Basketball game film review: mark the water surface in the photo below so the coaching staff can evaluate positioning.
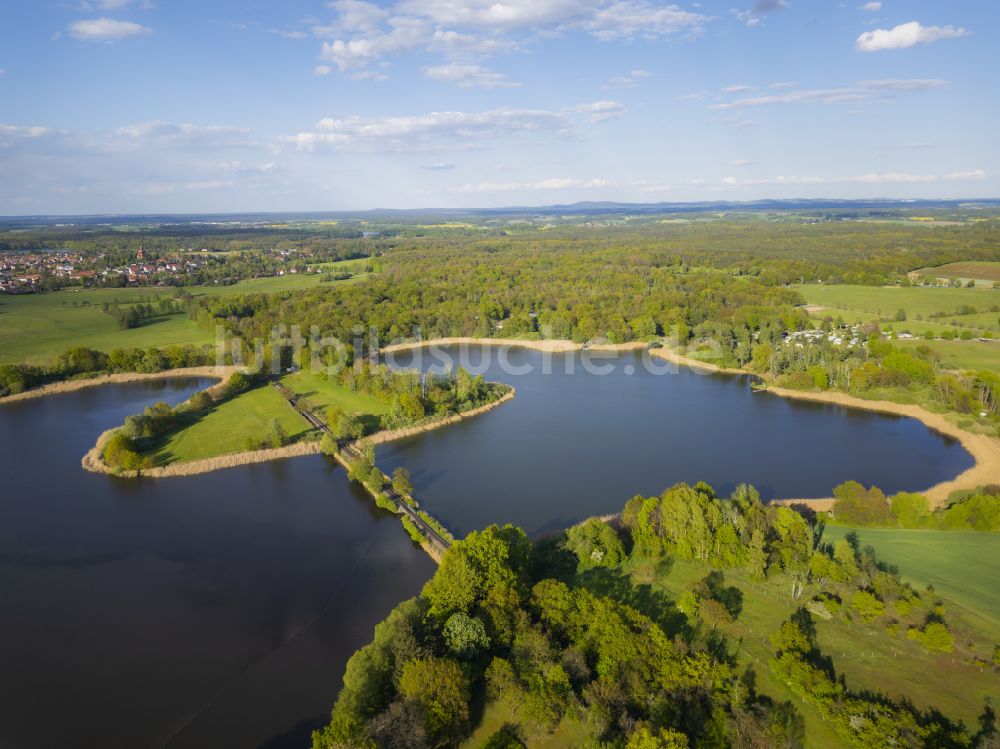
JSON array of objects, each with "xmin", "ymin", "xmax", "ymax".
[
  {"xmin": 379, "ymin": 346, "xmax": 973, "ymax": 535},
  {"xmin": 0, "ymin": 380, "xmax": 433, "ymax": 749}
]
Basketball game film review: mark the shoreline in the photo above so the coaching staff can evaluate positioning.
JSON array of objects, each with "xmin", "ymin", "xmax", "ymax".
[
  {"xmin": 21, "ymin": 336, "xmax": 997, "ymax": 510},
  {"xmin": 0, "ymin": 366, "xmax": 236, "ymax": 405},
  {"xmin": 81, "ymin": 383, "xmax": 516, "ymax": 479},
  {"xmin": 379, "ymin": 336, "xmax": 1000, "ymax": 510}
]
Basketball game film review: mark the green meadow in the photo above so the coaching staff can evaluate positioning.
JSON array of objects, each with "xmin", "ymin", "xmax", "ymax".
[
  {"xmin": 151, "ymin": 383, "xmax": 314, "ymax": 464},
  {"xmin": 822, "ymin": 525, "xmax": 1000, "ymax": 631},
  {"xmin": 0, "ymin": 266, "xmax": 369, "ymax": 364}
]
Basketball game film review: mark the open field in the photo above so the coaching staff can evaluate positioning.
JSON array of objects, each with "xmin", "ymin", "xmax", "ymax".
[
  {"xmin": 152, "ymin": 384, "xmax": 314, "ymax": 463},
  {"xmin": 620, "ymin": 556, "xmax": 1000, "ymax": 741},
  {"xmin": 795, "ymin": 283, "xmax": 1000, "ymax": 319},
  {"xmin": 280, "ymin": 369, "xmax": 389, "ymax": 421},
  {"xmin": 0, "ymin": 268, "xmax": 369, "ymax": 364},
  {"xmin": 898, "ymin": 337, "xmax": 1000, "ymax": 372},
  {"xmin": 912, "ymin": 261, "xmax": 1000, "ymax": 286},
  {"xmin": 822, "ymin": 525, "xmax": 1000, "ymax": 631}
]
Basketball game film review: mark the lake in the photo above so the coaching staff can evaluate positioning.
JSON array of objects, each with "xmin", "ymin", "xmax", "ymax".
[
  {"xmin": 378, "ymin": 345, "xmax": 973, "ymax": 536},
  {"xmin": 0, "ymin": 348, "xmax": 974, "ymax": 748},
  {"xmin": 0, "ymin": 380, "xmax": 433, "ymax": 749}
]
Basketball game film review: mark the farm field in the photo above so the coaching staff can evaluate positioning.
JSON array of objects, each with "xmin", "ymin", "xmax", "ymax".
[
  {"xmin": 898, "ymin": 338, "xmax": 1000, "ymax": 372},
  {"xmin": 912, "ymin": 261, "xmax": 1000, "ymax": 286},
  {"xmin": 151, "ymin": 383, "xmax": 314, "ymax": 463},
  {"xmin": 0, "ymin": 267, "xmax": 369, "ymax": 364},
  {"xmin": 795, "ymin": 283, "xmax": 1000, "ymax": 319},
  {"xmin": 822, "ymin": 525, "xmax": 1000, "ymax": 631}
]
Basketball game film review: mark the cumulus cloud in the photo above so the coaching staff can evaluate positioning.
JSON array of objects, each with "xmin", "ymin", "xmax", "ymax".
[
  {"xmin": 861, "ymin": 1, "xmax": 881, "ymax": 11},
  {"xmin": 856, "ymin": 21, "xmax": 967, "ymax": 52},
  {"xmin": 450, "ymin": 177, "xmax": 614, "ymax": 193},
  {"xmin": 314, "ymin": 0, "xmax": 707, "ymax": 78},
  {"xmin": 423, "ymin": 63, "xmax": 521, "ymax": 88},
  {"xmin": 69, "ymin": 17, "xmax": 152, "ymax": 41},
  {"xmin": 281, "ymin": 101, "xmax": 624, "ymax": 152},
  {"xmin": 710, "ymin": 78, "xmax": 949, "ymax": 109}
]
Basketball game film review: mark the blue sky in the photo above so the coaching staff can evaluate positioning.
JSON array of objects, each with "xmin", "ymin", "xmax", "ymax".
[{"xmin": 0, "ymin": 0, "xmax": 996, "ymax": 213}]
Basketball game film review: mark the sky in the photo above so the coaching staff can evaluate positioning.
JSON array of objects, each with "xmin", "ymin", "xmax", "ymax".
[{"xmin": 0, "ymin": 0, "xmax": 996, "ymax": 214}]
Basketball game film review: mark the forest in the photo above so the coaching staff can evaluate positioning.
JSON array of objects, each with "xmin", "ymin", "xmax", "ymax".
[{"xmin": 312, "ymin": 482, "xmax": 999, "ymax": 749}]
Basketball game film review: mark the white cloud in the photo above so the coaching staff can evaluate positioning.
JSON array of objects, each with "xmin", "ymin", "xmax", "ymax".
[
  {"xmin": 113, "ymin": 121, "xmax": 252, "ymax": 147},
  {"xmin": 856, "ymin": 21, "xmax": 967, "ymax": 52},
  {"xmin": 421, "ymin": 162, "xmax": 456, "ymax": 170},
  {"xmin": 571, "ymin": 100, "xmax": 627, "ymax": 122},
  {"xmin": 69, "ymin": 17, "xmax": 152, "ymax": 41},
  {"xmin": 861, "ymin": 1, "xmax": 881, "ymax": 11},
  {"xmin": 585, "ymin": 2, "xmax": 707, "ymax": 41},
  {"xmin": 315, "ymin": 64, "xmax": 333, "ymax": 75},
  {"xmin": 281, "ymin": 101, "xmax": 622, "ymax": 151},
  {"xmin": 315, "ymin": 1, "xmax": 708, "ymax": 78},
  {"xmin": 711, "ymin": 78, "xmax": 949, "ymax": 109},
  {"xmin": 731, "ymin": 0, "xmax": 784, "ymax": 28},
  {"xmin": 860, "ymin": 78, "xmax": 949, "ymax": 91},
  {"xmin": 451, "ymin": 177, "xmax": 614, "ymax": 193},
  {"xmin": 0, "ymin": 124, "xmax": 52, "ymax": 139},
  {"xmin": 722, "ymin": 84, "xmax": 751, "ymax": 93},
  {"xmin": 725, "ymin": 169, "xmax": 985, "ymax": 186},
  {"xmin": 423, "ymin": 63, "xmax": 521, "ymax": 88},
  {"xmin": 80, "ymin": 0, "xmax": 156, "ymax": 9},
  {"xmin": 325, "ymin": 0, "xmax": 389, "ymax": 31},
  {"xmin": 607, "ymin": 69, "xmax": 652, "ymax": 88},
  {"xmin": 319, "ymin": 16, "xmax": 428, "ymax": 71},
  {"xmin": 731, "ymin": 159, "xmax": 753, "ymax": 166}
]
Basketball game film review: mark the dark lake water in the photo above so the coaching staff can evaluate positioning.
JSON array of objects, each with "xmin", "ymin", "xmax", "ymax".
[
  {"xmin": 379, "ymin": 345, "xmax": 974, "ymax": 536},
  {"xmin": 0, "ymin": 348, "xmax": 974, "ymax": 749},
  {"xmin": 0, "ymin": 380, "xmax": 433, "ymax": 749}
]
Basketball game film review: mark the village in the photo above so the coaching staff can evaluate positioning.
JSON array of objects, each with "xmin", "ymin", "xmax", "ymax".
[{"xmin": 0, "ymin": 246, "xmax": 322, "ymax": 294}]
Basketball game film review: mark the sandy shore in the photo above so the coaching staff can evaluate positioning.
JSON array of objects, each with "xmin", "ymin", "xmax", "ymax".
[
  {"xmin": 82, "ymin": 428, "xmax": 323, "ymax": 478},
  {"xmin": 379, "ymin": 336, "xmax": 649, "ymax": 355},
  {"xmin": 763, "ymin": 386, "xmax": 1000, "ymax": 510},
  {"xmin": 0, "ymin": 366, "xmax": 237, "ymax": 405}
]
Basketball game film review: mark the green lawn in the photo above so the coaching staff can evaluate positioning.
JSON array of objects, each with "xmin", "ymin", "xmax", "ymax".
[
  {"xmin": 899, "ymin": 338, "xmax": 1000, "ymax": 372},
  {"xmin": 795, "ymin": 283, "xmax": 1000, "ymax": 319},
  {"xmin": 280, "ymin": 369, "xmax": 390, "ymax": 420},
  {"xmin": 0, "ymin": 269, "xmax": 370, "ymax": 364},
  {"xmin": 822, "ymin": 525, "xmax": 1000, "ymax": 631},
  {"xmin": 152, "ymin": 384, "xmax": 314, "ymax": 463},
  {"xmin": 0, "ymin": 289, "xmax": 213, "ymax": 364}
]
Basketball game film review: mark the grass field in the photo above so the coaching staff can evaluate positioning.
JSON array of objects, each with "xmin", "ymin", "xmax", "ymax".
[
  {"xmin": 0, "ymin": 267, "xmax": 369, "ymax": 364},
  {"xmin": 795, "ymin": 283, "xmax": 1000, "ymax": 319},
  {"xmin": 148, "ymin": 372, "xmax": 387, "ymax": 464},
  {"xmin": 822, "ymin": 525, "xmax": 1000, "ymax": 631},
  {"xmin": 281, "ymin": 369, "xmax": 390, "ymax": 420},
  {"xmin": 619, "ymin": 555, "xmax": 999, "ymax": 742},
  {"xmin": 795, "ymin": 283, "xmax": 1000, "ymax": 373},
  {"xmin": 912, "ymin": 261, "xmax": 1000, "ymax": 286},
  {"xmin": 898, "ymin": 338, "xmax": 1000, "ymax": 372},
  {"xmin": 152, "ymin": 384, "xmax": 314, "ymax": 463}
]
